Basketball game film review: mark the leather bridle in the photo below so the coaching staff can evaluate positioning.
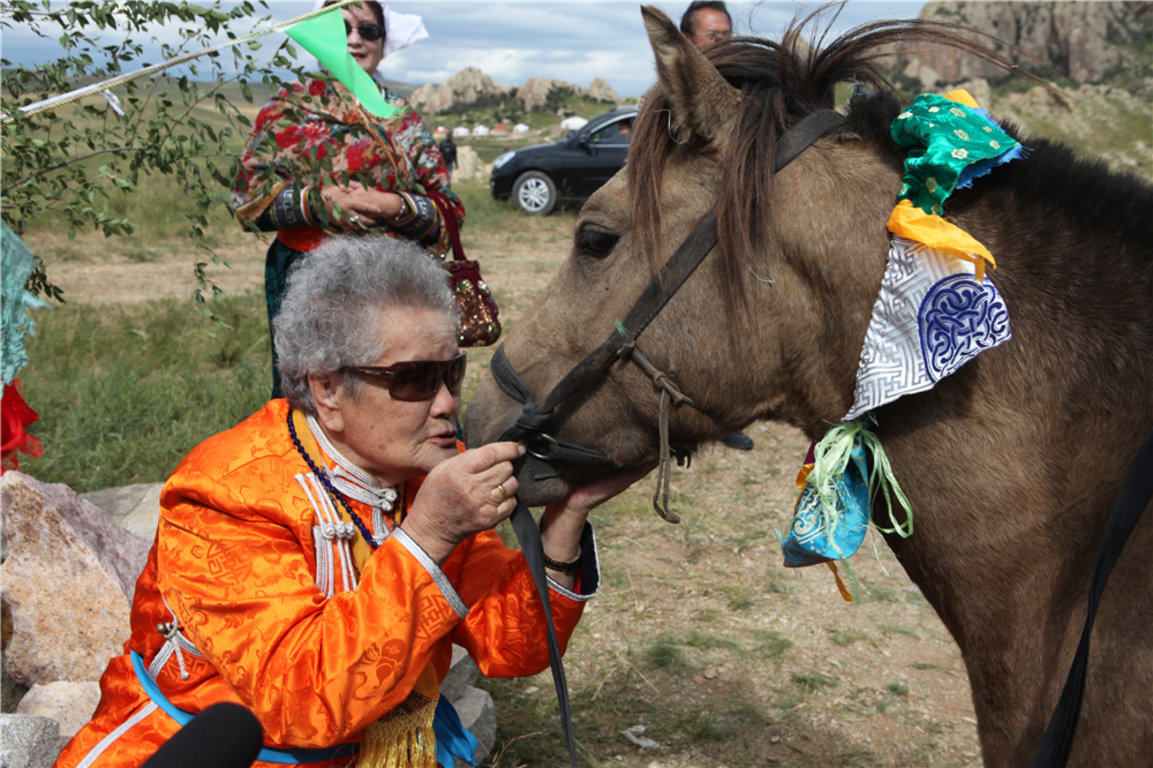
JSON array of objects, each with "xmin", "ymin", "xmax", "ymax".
[
  {"xmin": 486, "ymin": 107, "xmax": 846, "ymax": 768},
  {"xmin": 489, "ymin": 109, "xmax": 847, "ymax": 496}
]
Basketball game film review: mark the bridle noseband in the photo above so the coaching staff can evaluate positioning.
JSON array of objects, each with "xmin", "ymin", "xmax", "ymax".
[{"xmin": 489, "ymin": 109, "xmax": 846, "ymax": 508}]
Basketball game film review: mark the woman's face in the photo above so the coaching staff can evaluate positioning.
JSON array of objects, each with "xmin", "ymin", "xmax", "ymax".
[
  {"xmin": 342, "ymin": 3, "xmax": 385, "ymax": 76},
  {"xmin": 312, "ymin": 305, "xmax": 461, "ymax": 487}
]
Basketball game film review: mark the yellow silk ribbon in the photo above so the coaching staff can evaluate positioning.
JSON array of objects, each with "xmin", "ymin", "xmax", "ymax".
[{"xmin": 886, "ymin": 199, "xmax": 995, "ymax": 281}]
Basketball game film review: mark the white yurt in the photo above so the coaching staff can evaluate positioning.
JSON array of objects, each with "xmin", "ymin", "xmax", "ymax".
[
  {"xmin": 513, "ymin": 123, "xmax": 530, "ymax": 134},
  {"xmin": 472, "ymin": 125, "xmax": 490, "ymax": 136},
  {"xmin": 452, "ymin": 126, "xmax": 470, "ymax": 138}
]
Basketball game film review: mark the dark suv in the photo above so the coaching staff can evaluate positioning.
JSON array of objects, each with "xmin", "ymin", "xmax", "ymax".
[{"xmin": 490, "ymin": 107, "xmax": 637, "ymax": 215}]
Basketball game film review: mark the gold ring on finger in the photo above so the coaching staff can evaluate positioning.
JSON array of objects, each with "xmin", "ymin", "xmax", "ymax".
[{"xmin": 497, "ymin": 483, "xmax": 509, "ymax": 502}]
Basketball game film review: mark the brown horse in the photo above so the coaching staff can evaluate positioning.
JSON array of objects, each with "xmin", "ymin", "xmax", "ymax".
[{"xmin": 466, "ymin": 6, "xmax": 1153, "ymax": 766}]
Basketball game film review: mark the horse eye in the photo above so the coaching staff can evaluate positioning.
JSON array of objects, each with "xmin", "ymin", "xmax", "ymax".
[{"xmin": 575, "ymin": 227, "xmax": 619, "ymax": 259}]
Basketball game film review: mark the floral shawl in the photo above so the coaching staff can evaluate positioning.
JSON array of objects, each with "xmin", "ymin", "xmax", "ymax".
[{"xmin": 232, "ymin": 77, "xmax": 463, "ymax": 255}]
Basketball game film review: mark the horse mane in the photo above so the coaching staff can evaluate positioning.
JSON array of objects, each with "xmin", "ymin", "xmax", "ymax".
[{"xmin": 627, "ymin": 6, "xmax": 1054, "ymax": 314}]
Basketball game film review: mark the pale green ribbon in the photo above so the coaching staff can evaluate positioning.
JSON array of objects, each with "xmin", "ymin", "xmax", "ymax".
[{"xmin": 808, "ymin": 421, "xmax": 914, "ymax": 541}]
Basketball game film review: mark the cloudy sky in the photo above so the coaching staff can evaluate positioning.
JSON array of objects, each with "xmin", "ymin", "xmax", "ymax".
[{"xmin": 3, "ymin": 1, "xmax": 927, "ymax": 99}]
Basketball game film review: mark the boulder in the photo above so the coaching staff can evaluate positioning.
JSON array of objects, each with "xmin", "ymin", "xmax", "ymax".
[
  {"xmin": 441, "ymin": 646, "xmax": 495, "ymax": 767},
  {"xmin": 0, "ymin": 472, "xmax": 147, "ymax": 686},
  {"xmin": 0, "ymin": 474, "xmax": 497, "ymax": 767},
  {"xmin": 517, "ymin": 76, "xmax": 556, "ymax": 112},
  {"xmin": 80, "ymin": 481, "xmax": 162, "ymax": 543},
  {"xmin": 452, "ymin": 684, "xmax": 496, "ymax": 768},
  {"xmin": 909, "ymin": 1, "xmax": 1151, "ymax": 85},
  {"xmin": 517, "ymin": 76, "xmax": 594, "ymax": 112},
  {"xmin": 16, "ymin": 681, "xmax": 101, "ymax": 741},
  {"xmin": 0, "ymin": 713, "xmax": 61, "ymax": 768},
  {"xmin": 452, "ymin": 146, "xmax": 486, "ymax": 183},
  {"xmin": 411, "ymin": 67, "xmax": 514, "ymax": 115},
  {"xmin": 588, "ymin": 77, "xmax": 619, "ymax": 104},
  {"xmin": 441, "ymin": 645, "xmax": 480, "ymax": 702}
]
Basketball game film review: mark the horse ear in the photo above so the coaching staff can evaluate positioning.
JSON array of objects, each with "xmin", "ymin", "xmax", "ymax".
[{"xmin": 641, "ymin": 5, "xmax": 740, "ymax": 151}]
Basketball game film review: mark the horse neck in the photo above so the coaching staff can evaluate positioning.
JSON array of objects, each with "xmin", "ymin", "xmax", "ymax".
[
  {"xmin": 748, "ymin": 143, "xmax": 899, "ymax": 437},
  {"xmin": 869, "ymin": 141, "xmax": 1153, "ymax": 676}
]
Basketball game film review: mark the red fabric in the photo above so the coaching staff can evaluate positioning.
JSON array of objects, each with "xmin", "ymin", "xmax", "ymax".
[
  {"xmin": 275, "ymin": 226, "xmax": 327, "ymax": 253},
  {"xmin": 1, "ymin": 379, "xmax": 42, "ymax": 473}
]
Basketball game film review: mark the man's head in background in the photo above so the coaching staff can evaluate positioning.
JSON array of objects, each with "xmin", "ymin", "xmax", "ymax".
[{"xmin": 679, "ymin": 1, "xmax": 732, "ymax": 49}]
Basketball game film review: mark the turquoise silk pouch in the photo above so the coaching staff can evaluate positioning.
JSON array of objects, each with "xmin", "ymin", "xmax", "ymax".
[{"xmin": 780, "ymin": 438, "xmax": 871, "ymax": 567}]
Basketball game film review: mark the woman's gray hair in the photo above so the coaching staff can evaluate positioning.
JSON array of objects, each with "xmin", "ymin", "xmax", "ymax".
[{"xmin": 274, "ymin": 235, "xmax": 459, "ymax": 412}]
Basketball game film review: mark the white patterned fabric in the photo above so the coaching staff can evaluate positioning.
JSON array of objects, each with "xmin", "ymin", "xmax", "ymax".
[{"xmin": 844, "ymin": 236, "xmax": 1011, "ymax": 422}]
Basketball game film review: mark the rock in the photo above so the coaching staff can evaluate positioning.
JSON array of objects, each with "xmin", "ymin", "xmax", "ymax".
[
  {"xmin": 0, "ymin": 472, "xmax": 147, "ymax": 686},
  {"xmin": 0, "ymin": 474, "xmax": 497, "ymax": 767},
  {"xmin": 588, "ymin": 77, "xmax": 618, "ymax": 104},
  {"xmin": 451, "ymin": 145, "xmax": 486, "ymax": 183},
  {"xmin": 0, "ymin": 713, "xmax": 61, "ymax": 768},
  {"xmin": 441, "ymin": 645, "xmax": 479, "ymax": 702},
  {"xmin": 2, "ymin": 663, "xmax": 29, "ymax": 713},
  {"xmin": 441, "ymin": 646, "xmax": 494, "ymax": 766},
  {"xmin": 411, "ymin": 66, "xmax": 514, "ymax": 115},
  {"xmin": 452, "ymin": 685, "xmax": 496, "ymax": 767},
  {"xmin": 80, "ymin": 482, "xmax": 162, "ymax": 543},
  {"xmin": 517, "ymin": 76, "xmax": 563, "ymax": 112},
  {"xmin": 412, "ymin": 67, "xmax": 618, "ymax": 116},
  {"xmin": 16, "ymin": 681, "xmax": 100, "ymax": 741}
]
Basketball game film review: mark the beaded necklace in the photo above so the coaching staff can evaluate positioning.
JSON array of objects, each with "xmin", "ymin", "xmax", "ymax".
[{"xmin": 287, "ymin": 410, "xmax": 391, "ymax": 551}]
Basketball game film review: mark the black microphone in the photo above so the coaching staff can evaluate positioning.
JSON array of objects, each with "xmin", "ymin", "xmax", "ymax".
[{"xmin": 141, "ymin": 702, "xmax": 264, "ymax": 768}]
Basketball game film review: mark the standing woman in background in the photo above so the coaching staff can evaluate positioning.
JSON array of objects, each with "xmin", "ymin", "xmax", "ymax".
[{"xmin": 233, "ymin": 0, "xmax": 462, "ymax": 398}]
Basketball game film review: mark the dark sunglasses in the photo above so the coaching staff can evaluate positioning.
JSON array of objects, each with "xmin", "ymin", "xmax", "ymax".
[
  {"xmin": 342, "ymin": 352, "xmax": 466, "ymax": 401},
  {"xmin": 344, "ymin": 20, "xmax": 385, "ymax": 42}
]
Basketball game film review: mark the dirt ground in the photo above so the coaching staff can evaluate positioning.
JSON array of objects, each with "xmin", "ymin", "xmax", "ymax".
[{"xmin": 31, "ymin": 209, "xmax": 981, "ymax": 767}]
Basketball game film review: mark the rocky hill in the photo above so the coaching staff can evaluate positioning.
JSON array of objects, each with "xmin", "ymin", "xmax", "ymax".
[
  {"xmin": 896, "ymin": 1, "xmax": 1152, "ymax": 178},
  {"xmin": 908, "ymin": 1, "xmax": 1153, "ymax": 85},
  {"xmin": 410, "ymin": 67, "xmax": 618, "ymax": 116}
]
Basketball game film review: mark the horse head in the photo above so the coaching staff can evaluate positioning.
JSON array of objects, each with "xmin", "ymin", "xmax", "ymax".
[{"xmin": 466, "ymin": 6, "xmax": 955, "ymax": 504}]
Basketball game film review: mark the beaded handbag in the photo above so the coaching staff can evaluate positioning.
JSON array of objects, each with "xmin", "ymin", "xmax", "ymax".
[{"xmin": 428, "ymin": 191, "xmax": 502, "ymax": 347}]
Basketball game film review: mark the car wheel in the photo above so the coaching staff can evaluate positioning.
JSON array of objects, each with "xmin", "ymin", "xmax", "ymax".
[{"xmin": 512, "ymin": 171, "xmax": 557, "ymax": 215}]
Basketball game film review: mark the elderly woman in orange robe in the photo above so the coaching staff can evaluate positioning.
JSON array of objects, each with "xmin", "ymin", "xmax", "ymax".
[{"xmin": 54, "ymin": 236, "xmax": 644, "ymax": 768}]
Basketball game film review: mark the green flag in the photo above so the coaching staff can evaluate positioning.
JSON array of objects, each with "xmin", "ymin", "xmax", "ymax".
[{"xmin": 285, "ymin": 6, "xmax": 400, "ymax": 119}]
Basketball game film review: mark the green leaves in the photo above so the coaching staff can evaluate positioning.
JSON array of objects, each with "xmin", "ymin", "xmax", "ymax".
[{"xmin": 1, "ymin": 0, "xmax": 309, "ymax": 301}]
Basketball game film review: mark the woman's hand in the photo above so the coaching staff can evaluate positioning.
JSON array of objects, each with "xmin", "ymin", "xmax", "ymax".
[
  {"xmin": 401, "ymin": 442, "xmax": 525, "ymax": 564},
  {"xmin": 538, "ymin": 465, "xmax": 654, "ymax": 588},
  {"xmin": 320, "ymin": 182, "xmax": 406, "ymax": 231}
]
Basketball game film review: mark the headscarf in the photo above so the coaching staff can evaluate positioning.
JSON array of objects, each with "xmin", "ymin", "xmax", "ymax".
[{"xmin": 313, "ymin": 0, "xmax": 428, "ymax": 62}]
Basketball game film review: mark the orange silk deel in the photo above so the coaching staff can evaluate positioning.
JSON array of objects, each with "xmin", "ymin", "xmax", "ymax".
[{"xmin": 54, "ymin": 399, "xmax": 587, "ymax": 768}]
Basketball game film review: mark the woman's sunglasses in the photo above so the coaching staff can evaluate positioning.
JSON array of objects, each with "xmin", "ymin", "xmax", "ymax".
[
  {"xmin": 342, "ymin": 352, "xmax": 466, "ymax": 402},
  {"xmin": 344, "ymin": 20, "xmax": 385, "ymax": 42}
]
